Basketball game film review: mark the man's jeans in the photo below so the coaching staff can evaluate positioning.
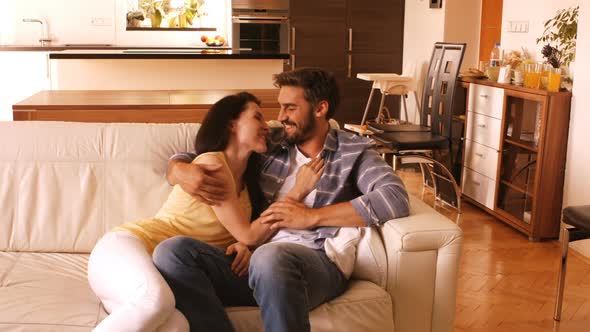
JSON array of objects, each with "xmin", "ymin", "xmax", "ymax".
[
  {"xmin": 153, "ymin": 237, "xmax": 348, "ymax": 332},
  {"xmin": 153, "ymin": 237, "xmax": 256, "ymax": 332},
  {"xmin": 249, "ymin": 242, "xmax": 348, "ymax": 332}
]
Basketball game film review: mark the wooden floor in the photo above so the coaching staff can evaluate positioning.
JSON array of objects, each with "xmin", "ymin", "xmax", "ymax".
[{"xmin": 398, "ymin": 169, "xmax": 590, "ymax": 332}]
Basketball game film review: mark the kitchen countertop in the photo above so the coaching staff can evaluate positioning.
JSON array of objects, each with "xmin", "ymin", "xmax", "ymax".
[
  {"xmin": 13, "ymin": 89, "xmax": 281, "ymax": 123},
  {"xmin": 13, "ymin": 89, "xmax": 280, "ymax": 109},
  {"xmin": 0, "ymin": 44, "xmax": 230, "ymax": 51},
  {"xmin": 49, "ymin": 49, "xmax": 289, "ymax": 60},
  {"xmin": 0, "ymin": 45, "xmax": 288, "ymax": 59}
]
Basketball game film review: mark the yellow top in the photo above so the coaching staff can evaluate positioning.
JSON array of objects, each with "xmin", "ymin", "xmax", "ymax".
[{"xmin": 113, "ymin": 152, "xmax": 251, "ymax": 254}]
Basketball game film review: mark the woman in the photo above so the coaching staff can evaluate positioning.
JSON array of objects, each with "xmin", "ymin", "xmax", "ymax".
[{"xmin": 87, "ymin": 92, "xmax": 324, "ymax": 332}]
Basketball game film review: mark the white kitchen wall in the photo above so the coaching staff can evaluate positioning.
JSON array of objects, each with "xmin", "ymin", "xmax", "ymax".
[
  {"xmin": 2, "ymin": 0, "xmax": 116, "ymax": 45},
  {"xmin": 0, "ymin": 0, "xmax": 230, "ymax": 46},
  {"xmin": 402, "ymin": 0, "xmax": 445, "ymax": 123},
  {"xmin": 563, "ymin": 0, "xmax": 589, "ymax": 208},
  {"xmin": 402, "ymin": 0, "xmax": 481, "ymax": 123},
  {"xmin": 500, "ymin": 0, "xmax": 579, "ymax": 60},
  {"xmin": 443, "ymin": 0, "xmax": 481, "ymax": 71}
]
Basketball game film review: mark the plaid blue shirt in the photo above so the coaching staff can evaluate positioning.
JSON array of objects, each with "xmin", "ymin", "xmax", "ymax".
[{"xmin": 171, "ymin": 128, "xmax": 410, "ymax": 249}]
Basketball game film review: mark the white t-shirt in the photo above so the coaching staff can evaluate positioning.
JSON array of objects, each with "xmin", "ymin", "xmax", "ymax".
[
  {"xmin": 275, "ymin": 145, "xmax": 317, "ymax": 207},
  {"xmin": 270, "ymin": 146, "xmax": 319, "ymax": 245}
]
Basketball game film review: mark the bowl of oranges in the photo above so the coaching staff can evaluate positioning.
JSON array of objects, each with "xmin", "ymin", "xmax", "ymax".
[{"xmin": 201, "ymin": 35, "xmax": 225, "ymax": 47}]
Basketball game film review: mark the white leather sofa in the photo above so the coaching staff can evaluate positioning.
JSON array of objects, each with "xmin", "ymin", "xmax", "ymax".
[{"xmin": 0, "ymin": 121, "xmax": 463, "ymax": 332}]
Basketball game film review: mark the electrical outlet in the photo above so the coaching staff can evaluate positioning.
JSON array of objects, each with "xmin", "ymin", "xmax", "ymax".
[
  {"xmin": 508, "ymin": 20, "xmax": 529, "ymax": 33},
  {"xmin": 90, "ymin": 17, "xmax": 112, "ymax": 26}
]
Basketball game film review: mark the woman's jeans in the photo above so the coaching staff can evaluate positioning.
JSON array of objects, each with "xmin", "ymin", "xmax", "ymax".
[{"xmin": 153, "ymin": 236, "xmax": 348, "ymax": 332}]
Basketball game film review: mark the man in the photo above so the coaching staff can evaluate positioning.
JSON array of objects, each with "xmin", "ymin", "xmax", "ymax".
[{"xmin": 153, "ymin": 68, "xmax": 410, "ymax": 332}]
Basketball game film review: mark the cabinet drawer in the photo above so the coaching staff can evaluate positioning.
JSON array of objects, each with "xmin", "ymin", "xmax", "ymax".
[
  {"xmin": 465, "ymin": 111, "xmax": 502, "ymax": 150},
  {"xmin": 464, "ymin": 139, "xmax": 500, "ymax": 180},
  {"xmin": 462, "ymin": 167, "xmax": 496, "ymax": 210},
  {"xmin": 468, "ymin": 84, "xmax": 504, "ymax": 119}
]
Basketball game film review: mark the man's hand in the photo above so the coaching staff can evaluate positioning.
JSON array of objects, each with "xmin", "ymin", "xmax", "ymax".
[
  {"xmin": 260, "ymin": 198, "xmax": 318, "ymax": 230},
  {"xmin": 289, "ymin": 158, "xmax": 325, "ymax": 200},
  {"xmin": 226, "ymin": 242, "xmax": 252, "ymax": 277},
  {"xmin": 168, "ymin": 160, "xmax": 229, "ymax": 205}
]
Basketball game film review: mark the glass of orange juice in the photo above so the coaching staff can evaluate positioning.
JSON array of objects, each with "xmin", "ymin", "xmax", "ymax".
[
  {"xmin": 523, "ymin": 63, "xmax": 540, "ymax": 88},
  {"xmin": 540, "ymin": 64, "xmax": 552, "ymax": 89},
  {"xmin": 526, "ymin": 63, "xmax": 542, "ymax": 89},
  {"xmin": 547, "ymin": 67, "xmax": 562, "ymax": 92}
]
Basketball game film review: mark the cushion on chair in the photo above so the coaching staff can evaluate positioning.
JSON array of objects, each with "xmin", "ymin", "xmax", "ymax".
[
  {"xmin": 367, "ymin": 122, "xmax": 430, "ymax": 133},
  {"xmin": 372, "ymin": 131, "xmax": 449, "ymax": 151},
  {"xmin": 563, "ymin": 206, "xmax": 590, "ymax": 234}
]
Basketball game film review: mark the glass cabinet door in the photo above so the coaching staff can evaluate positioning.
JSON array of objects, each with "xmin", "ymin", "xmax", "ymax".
[{"xmin": 496, "ymin": 93, "xmax": 545, "ymax": 225}]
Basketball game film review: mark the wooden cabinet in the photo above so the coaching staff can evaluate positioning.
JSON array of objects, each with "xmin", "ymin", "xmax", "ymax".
[
  {"xmin": 12, "ymin": 89, "xmax": 280, "ymax": 123},
  {"xmin": 460, "ymin": 78, "xmax": 572, "ymax": 240},
  {"xmin": 289, "ymin": 1, "xmax": 347, "ymax": 79},
  {"xmin": 289, "ymin": 0, "xmax": 404, "ymax": 125}
]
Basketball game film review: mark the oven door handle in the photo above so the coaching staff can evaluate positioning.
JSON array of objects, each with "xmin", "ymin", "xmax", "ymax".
[{"xmin": 232, "ymin": 16, "xmax": 289, "ymax": 23}]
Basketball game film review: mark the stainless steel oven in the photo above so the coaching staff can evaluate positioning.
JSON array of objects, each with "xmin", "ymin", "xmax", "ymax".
[{"xmin": 232, "ymin": 0, "xmax": 289, "ymax": 53}]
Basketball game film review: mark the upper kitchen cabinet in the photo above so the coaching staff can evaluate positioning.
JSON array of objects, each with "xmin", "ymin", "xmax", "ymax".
[
  {"xmin": 289, "ymin": 0, "xmax": 404, "ymax": 125},
  {"xmin": 346, "ymin": 0, "xmax": 404, "ymax": 54},
  {"xmin": 289, "ymin": 1, "xmax": 347, "ymax": 80}
]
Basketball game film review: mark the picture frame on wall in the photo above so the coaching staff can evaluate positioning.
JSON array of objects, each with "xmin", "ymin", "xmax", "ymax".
[{"xmin": 430, "ymin": 0, "xmax": 442, "ymax": 8}]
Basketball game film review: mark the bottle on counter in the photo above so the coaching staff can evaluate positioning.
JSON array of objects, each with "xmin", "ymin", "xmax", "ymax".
[{"xmin": 489, "ymin": 42, "xmax": 501, "ymax": 67}]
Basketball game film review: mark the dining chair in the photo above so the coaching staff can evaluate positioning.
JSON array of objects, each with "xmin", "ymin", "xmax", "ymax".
[
  {"xmin": 554, "ymin": 205, "xmax": 590, "ymax": 321},
  {"xmin": 370, "ymin": 42, "xmax": 466, "ymax": 211}
]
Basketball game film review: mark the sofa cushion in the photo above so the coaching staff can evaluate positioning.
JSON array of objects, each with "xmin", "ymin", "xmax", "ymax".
[
  {"xmin": 0, "ymin": 252, "xmax": 104, "ymax": 331},
  {"xmin": 0, "ymin": 252, "xmax": 393, "ymax": 332}
]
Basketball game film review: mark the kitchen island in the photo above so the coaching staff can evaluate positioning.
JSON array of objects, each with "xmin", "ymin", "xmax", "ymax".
[
  {"xmin": 49, "ymin": 49, "xmax": 288, "ymax": 90},
  {"xmin": 13, "ymin": 89, "xmax": 280, "ymax": 123}
]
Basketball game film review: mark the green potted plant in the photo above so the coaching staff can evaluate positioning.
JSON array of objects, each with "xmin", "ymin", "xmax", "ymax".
[
  {"xmin": 536, "ymin": 5, "xmax": 578, "ymax": 68},
  {"xmin": 184, "ymin": 0, "xmax": 206, "ymax": 27},
  {"xmin": 140, "ymin": 0, "xmax": 164, "ymax": 28}
]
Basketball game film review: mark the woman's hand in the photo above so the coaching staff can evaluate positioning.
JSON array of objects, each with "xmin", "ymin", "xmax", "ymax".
[
  {"xmin": 226, "ymin": 242, "xmax": 252, "ymax": 277},
  {"xmin": 289, "ymin": 157, "xmax": 325, "ymax": 201}
]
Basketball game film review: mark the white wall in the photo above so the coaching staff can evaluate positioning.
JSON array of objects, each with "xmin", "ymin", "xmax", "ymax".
[
  {"xmin": 500, "ymin": 0, "xmax": 578, "ymax": 60},
  {"xmin": 402, "ymin": 0, "xmax": 446, "ymax": 123},
  {"xmin": 402, "ymin": 0, "xmax": 481, "ymax": 123},
  {"xmin": 0, "ymin": 0, "xmax": 230, "ymax": 47},
  {"xmin": 52, "ymin": 59, "xmax": 282, "ymax": 89},
  {"xmin": 443, "ymin": 0, "xmax": 482, "ymax": 70},
  {"xmin": 563, "ymin": 1, "xmax": 590, "ymax": 208}
]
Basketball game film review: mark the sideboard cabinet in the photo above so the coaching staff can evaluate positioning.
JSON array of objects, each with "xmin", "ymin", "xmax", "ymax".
[{"xmin": 460, "ymin": 78, "xmax": 572, "ymax": 240}]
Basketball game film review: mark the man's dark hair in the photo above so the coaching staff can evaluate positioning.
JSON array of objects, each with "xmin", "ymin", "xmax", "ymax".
[
  {"xmin": 273, "ymin": 67, "xmax": 340, "ymax": 119},
  {"xmin": 195, "ymin": 92, "xmax": 267, "ymax": 218}
]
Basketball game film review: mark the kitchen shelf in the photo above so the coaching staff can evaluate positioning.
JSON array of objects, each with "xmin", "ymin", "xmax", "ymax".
[
  {"xmin": 126, "ymin": 27, "xmax": 216, "ymax": 31},
  {"xmin": 504, "ymin": 137, "xmax": 538, "ymax": 152},
  {"xmin": 500, "ymin": 180, "xmax": 535, "ymax": 198}
]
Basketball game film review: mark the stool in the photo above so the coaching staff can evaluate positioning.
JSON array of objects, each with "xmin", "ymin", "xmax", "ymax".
[
  {"xmin": 554, "ymin": 205, "xmax": 590, "ymax": 321},
  {"xmin": 356, "ymin": 73, "xmax": 421, "ymax": 125}
]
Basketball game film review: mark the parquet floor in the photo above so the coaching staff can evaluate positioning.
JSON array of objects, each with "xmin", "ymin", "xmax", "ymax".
[{"xmin": 398, "ymin": 169, "xmax": 590, "ymax": 332}]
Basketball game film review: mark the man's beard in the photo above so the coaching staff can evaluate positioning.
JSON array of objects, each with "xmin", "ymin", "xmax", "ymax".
[{"xmin": 283, "ymin": 111, "xmax": 316, "ymax": 145}]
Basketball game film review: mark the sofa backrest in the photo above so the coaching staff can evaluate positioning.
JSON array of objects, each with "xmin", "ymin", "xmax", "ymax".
[
  {"xmin": 0, "ymin": 122, "xmax": 197, "ymax": 252},
  {"xmin": 0, "ymin": 121, "xmax": 387, "ymax": 286}
]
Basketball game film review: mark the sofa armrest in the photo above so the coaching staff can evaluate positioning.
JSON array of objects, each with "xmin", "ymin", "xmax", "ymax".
[{"xmin": 379, "ymin": 196, "xmax": 463, "ymax": 332}]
